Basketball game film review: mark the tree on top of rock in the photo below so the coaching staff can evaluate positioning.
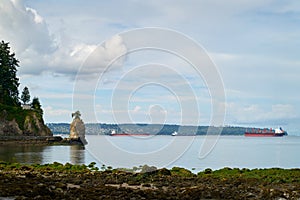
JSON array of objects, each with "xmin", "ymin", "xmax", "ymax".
[
  {"xmin": 21, "ymin": 86, "xmax": 30, "ymax": 104},
  {"xmin": 0, "ymin": 41, "xmax": 20, "ymax": 106},
  {"xmin": 72, "ymin": 111, "xmax": 81, "ymax": 119},
  {"xmin": 31, "ymin": 97, "xmax": 43, "ymax": 116}
]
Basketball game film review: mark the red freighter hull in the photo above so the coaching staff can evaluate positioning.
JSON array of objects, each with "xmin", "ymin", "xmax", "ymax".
[
  {"xmin": 245, "ymin": 133, "xmax": 276, "ymax": 137},
  {"xmin": 244, "ymin": 132, "xmax": 285, "ymax": 137},
  {"xmin": 245, "ymin": 127, "xmax": 287, "ymax": 137}
]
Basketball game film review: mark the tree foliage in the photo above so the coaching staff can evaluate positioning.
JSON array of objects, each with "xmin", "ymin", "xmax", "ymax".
[
  {"xmin": 21, "ymin": 86, "xmax": 30, "ymax": 104},
  {"xmin": 72, "ymin": 111, "xmax": 81, "ymax": 119},
  {"xmin": 31, "ymin": 97, "xmax": 43, "ymax": 116},
  {"xmin": 0, "ymin": 41, "xmax": 20, "ymax": 105}
]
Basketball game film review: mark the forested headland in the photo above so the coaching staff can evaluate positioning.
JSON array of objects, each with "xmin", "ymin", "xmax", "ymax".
[{"xmin": 0, "ymin": 41, "xmax": 51, "ymax": 136}]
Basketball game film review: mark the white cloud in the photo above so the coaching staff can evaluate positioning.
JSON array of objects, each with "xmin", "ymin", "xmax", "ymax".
[
  {"xmin": 47, "ymin": 34, "xmax": 127, "ymax": 80},
  {"xmin": 0, "ymin": 0, "xmax": 128, "ymax": 79},
  {"xmin": 0, "ymin": 0, "xmax": 55, "ymax": 54},
  {"xmin": 44, "ymin": 106, "xmax": 70, "ymax": 116},
  {"xmin": 132, "ymin": 105, "xmax": 141, "ymax": 113},
  {"xmin": 77, "ymin": 35, "xmax": 127, "ymax": 78},
  {"xmin": 43, "ymin": 106, "xmax": 71, "ymax": 122},
  {"xmin": 226, "ymin": 103, "xmax": 297, "ymax": 125},
  {"xmin": 26, "ymin": 7, "xmax": 43, "ymax": 24}
]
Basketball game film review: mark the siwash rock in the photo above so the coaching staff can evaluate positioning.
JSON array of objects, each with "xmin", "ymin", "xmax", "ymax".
[{"xmin": 69, "ymin": 111, "xmax": 87, "ymax": 145}]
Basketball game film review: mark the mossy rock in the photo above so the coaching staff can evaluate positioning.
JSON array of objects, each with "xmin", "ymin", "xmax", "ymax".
[
  {"xmin": 157, "ymin": 168, "xmax": 171, "ymax": 176},
  {"xmin": 0, "ymin": 103, "xmax": 51, "ymax": 136},
  {"xmin": 170, "ymin": 167, "xmax": 195, "ymax": 177}
]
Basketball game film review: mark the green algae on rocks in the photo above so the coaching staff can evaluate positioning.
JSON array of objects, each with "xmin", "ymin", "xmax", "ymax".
[{"xmin": 0, "ymin": 162, "xmax": 299, "ymax": 199}]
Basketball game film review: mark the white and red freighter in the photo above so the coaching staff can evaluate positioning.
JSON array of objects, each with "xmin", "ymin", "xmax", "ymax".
[{"xmin": 245, "ymin": 127, "xmax": 287, "ymax": 137}]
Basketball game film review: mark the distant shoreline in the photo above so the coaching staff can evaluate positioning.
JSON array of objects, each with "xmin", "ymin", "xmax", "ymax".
[{"xmin": 47, "ymin": 123, "xmax": 250, "ymax": 136}]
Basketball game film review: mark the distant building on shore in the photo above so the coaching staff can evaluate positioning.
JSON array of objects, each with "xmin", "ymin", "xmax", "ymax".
[{"xmin": 21, "ymin": 104, "xmax": 31, "ymax": 110}]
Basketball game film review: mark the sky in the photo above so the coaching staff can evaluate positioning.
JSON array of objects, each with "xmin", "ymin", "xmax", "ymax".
[{"xmin": 0, "ymin": 0, "xmax": 300, "ymax": 135}]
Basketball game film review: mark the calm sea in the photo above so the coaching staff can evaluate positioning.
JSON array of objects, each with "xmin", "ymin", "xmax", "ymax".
[{"xmin": 0, "ymin": 135, "xmax": 299, "ymax": 172}]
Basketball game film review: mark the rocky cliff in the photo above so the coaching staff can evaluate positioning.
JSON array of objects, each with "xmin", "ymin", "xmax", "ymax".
[
  {"xmin": 69, "ymin": 115, "xmax": 87, "ymax": 145},
  {"xmin": 0, "ymin": 104, "xmax": 52, "ymax": 136}
]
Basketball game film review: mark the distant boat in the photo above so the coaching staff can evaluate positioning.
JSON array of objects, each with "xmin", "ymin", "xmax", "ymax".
[
  {"xmin": 245, "ymin": 127, "xmax": 287, "ymax": 137},
  {"xmin": 171, "ymin": 131, "xmax": 178, "ymax": 136},
  {"xmin": 109, "ymin": 129, "xmax": 150, "ymax": 136}
]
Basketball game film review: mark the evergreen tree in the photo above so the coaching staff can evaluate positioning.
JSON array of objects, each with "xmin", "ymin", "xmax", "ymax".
[
  {"xmin": 0, "ymin": 41, "xmax": 20, "ymax": 105},
  {"xmin": 21, "ymin": 86, "xmax": 30, "ymax": 104},
  {"xmin": 31, "ymin": 97, "xmax": 43, "ymax": 116},
  {"xmin": 72, "ymin": 110, "xmax": 81, "ymax": 119}
]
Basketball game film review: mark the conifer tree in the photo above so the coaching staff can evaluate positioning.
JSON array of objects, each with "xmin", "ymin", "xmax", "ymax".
[
  {"xmin": 21, "ymin": 86, "xmax": 30, "ymax": 104},
  {"xmin": 0, "ymin": 41, "xmax": 20, "ymax": 105},
  {"xmin": 31, "ymin": 97, "xmax": 43, "ymax": 116}
]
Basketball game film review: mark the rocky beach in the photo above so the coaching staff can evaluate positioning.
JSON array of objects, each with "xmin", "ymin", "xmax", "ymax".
[{"xmin": 0, "ymin": 162, "xmax": 299, "ymax": 199}]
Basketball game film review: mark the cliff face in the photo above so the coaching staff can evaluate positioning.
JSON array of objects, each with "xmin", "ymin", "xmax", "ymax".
[
  {"xmin": 0, "ymin": 106, "xmax": 52, "ymax": 136},
  {"xmin": 23, "ymin": 113, "xmax": 52, "ymax": 136},
  {"xmin": 0, "ymin": 118, "xmax": 22, "ymax": 136}
]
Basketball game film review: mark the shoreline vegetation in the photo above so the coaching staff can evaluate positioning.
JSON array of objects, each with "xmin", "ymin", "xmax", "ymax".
[{"xmin": 0, "ymin": 162, "xmax": 299, "ymax": 199}]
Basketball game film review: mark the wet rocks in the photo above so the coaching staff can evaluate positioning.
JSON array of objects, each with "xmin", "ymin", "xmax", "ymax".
[{"xmin": 0, "ymin": 163, "xmax": 299, "ymax": 199}]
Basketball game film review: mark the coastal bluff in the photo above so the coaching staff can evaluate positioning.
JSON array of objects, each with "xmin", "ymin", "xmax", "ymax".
[
  {"xmin": 0, "ymin": 41, "xmax": 51, "ymax": 140},
  {"xmin": 0, "ymin": 104, "xmax": 51, "ymax": 137},
  {"xmin": 0, "ymin": 105, "xmax": 88, "ymax": 146}
]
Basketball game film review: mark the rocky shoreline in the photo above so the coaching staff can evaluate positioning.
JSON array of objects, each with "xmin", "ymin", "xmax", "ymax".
[
  {"xmin": 0, "ymin": 162, "xmax": 299, "ymax": 199},
  {"xmin": 0, "ymin": 136, "xmax": 85, "ymax": 145}
]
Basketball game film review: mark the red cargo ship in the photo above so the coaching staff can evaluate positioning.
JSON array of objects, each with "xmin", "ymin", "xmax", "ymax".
[{"xmin": 245, "ymin": 127, "xmax": 287, "ymax": 137}]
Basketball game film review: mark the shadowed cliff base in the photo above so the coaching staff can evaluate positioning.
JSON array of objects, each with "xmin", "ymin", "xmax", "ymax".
[{"xmin": 0, "ymin": 136, "xmax": 86, "ymax": 146}]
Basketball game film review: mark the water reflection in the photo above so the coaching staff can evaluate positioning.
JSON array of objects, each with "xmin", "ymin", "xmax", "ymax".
[
  {"xmin": 0, "ymin": 144, "xmax": 87, "ymax": 165},
  {"xmin": 70, "ymin": 145, "xmax": 85, "ymax": 164},
  {"xmin": 0, "ymin": 145, "xmax": 45, "ymax": 163},
  {"xmin": 1, "ymin": 136, "xmax": 300, "ymax": 171}
]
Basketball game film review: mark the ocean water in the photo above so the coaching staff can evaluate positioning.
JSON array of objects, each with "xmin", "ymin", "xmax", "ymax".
[{"xmin": 0, "ymin": 135, "xmax": 299, "ymax": 172}]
